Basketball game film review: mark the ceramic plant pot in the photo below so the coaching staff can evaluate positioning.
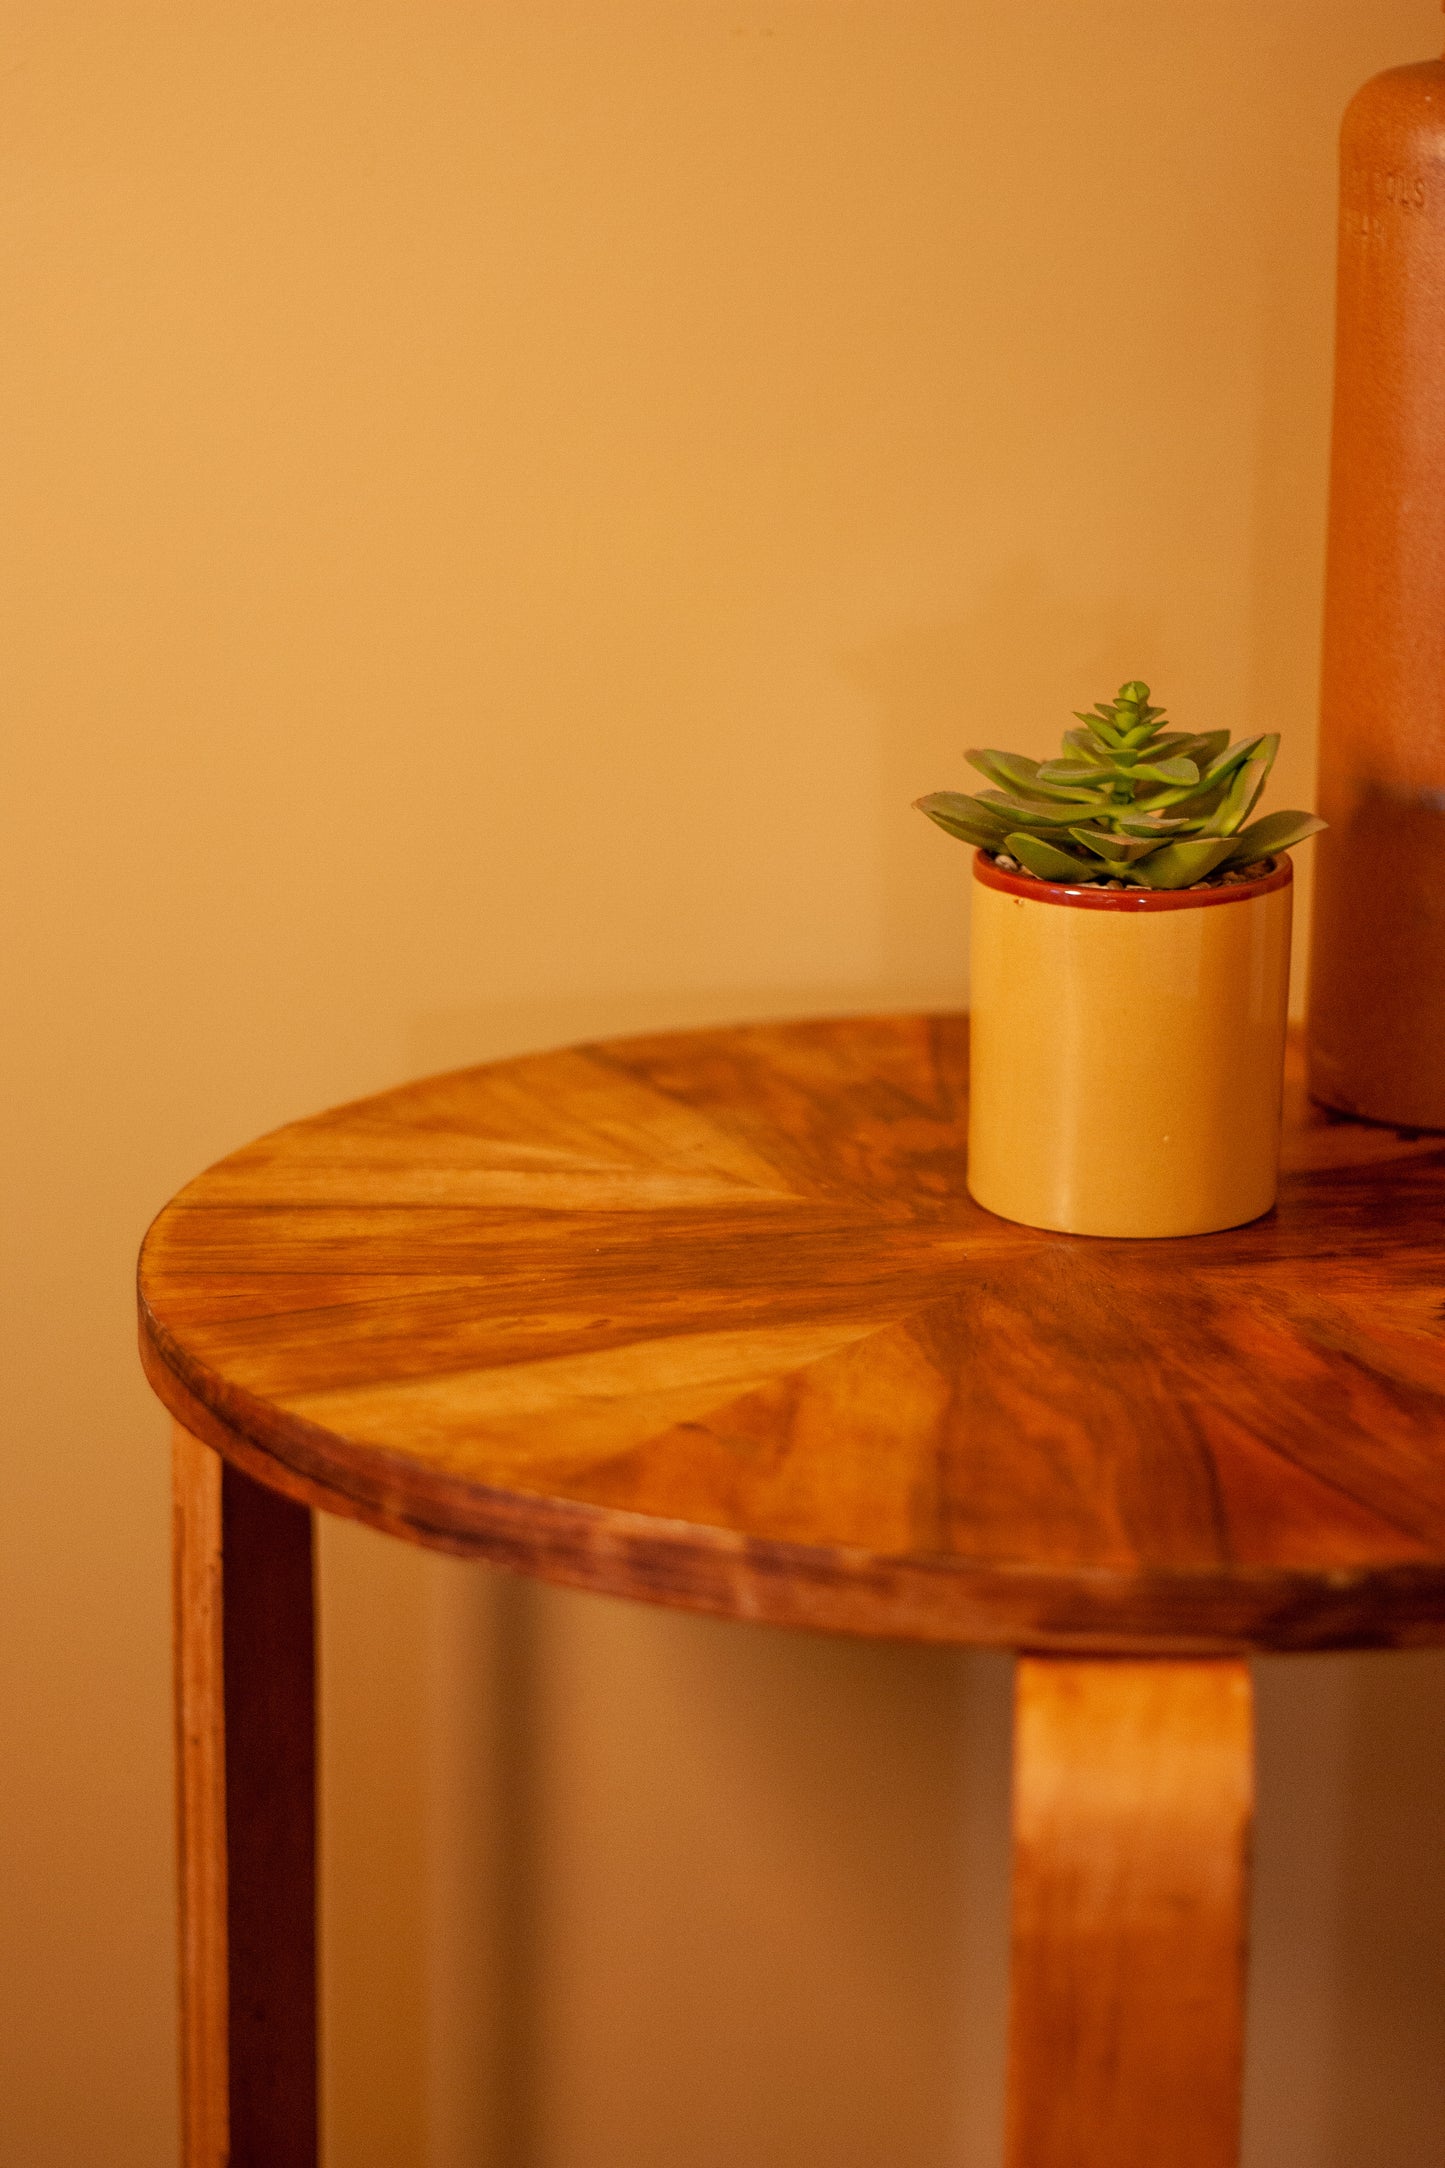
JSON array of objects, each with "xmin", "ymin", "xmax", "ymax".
[{"xmin": 967, "ymin": 852, "xmax": 1293, "ymax": 1238}]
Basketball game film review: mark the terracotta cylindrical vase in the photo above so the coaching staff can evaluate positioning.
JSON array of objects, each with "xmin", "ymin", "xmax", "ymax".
[
  {"xmin": 1307, "ymin": 53, "xmax": 1445, "ymax": 1129},
  {"xmin": 968, "ymin": 855, "xmax": 1293, "ymax": 1239}
]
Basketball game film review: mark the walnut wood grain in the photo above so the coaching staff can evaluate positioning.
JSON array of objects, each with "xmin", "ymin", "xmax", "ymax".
[
  {"xmin": 174, "ymin": 1426, "xmax": 228, "ymax": 2168},
  {"xmin": 1004, "ymin": 1658, "xmax": 1252, "ymax": 2167},
  {"xmin": 172, "ymin": 1423, "xmax": 318, "ymax": 2168},
  {"xmin": 142, "ymin": 1017, "xmax": 1445, "ymax": 1653}
]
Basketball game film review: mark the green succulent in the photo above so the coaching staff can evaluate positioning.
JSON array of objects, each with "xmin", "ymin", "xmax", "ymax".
[{"xmin": 915, "ymin": 679, "xmax": 1325, "ymax": 889}]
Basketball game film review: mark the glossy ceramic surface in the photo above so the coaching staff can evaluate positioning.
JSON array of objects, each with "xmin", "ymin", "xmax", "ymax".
[{"xmin": 968, "ymin": 856, "xmax": 1293, "ymax": 1237}]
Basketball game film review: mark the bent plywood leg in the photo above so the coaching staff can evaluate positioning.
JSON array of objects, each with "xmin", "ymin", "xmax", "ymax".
[
  {"xmin": 173, "ymin": 1422, "xmax": 318, "ymax": 2168},
  {"xmin": 1004, "ymin": 1657, "xmax": 1253, "ymax": 2168}
]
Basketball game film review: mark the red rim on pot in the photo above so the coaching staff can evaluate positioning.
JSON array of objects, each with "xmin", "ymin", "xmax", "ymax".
[{"xmin": 972, "ymin": 851, "xmax": 1292, "ymax": 911}]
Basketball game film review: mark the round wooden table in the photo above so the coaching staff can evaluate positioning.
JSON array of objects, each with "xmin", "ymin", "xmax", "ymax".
[{"xmin": 139, "ymin": 1013, "xmax": 1445, "ymax": 2168}]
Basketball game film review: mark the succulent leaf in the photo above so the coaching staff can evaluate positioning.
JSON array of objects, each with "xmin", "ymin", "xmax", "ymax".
[
  {"xmin": 1077, "ymin": 709, "xmax": 1126, "ymax": 746},
  {"xmin": 1199, "ymin": 735, "xmax": 1272, "ymax": 791},
  {"xmin": 1113, "ymin": 811, "xmax": 1194, "ymax": 835},
  {"xmin": 1004, "ymin": 833, "xmax": 1101, "ymax": 882},
  {"xmin": 914, "ymin": 792, "xmax": 1012, "ymax": 846},
  {"xmin": 1129, "ymin": 757, "xmax": 1200, "ymax": 786},
  {"xmin": 917, "ymin": 680, "xmax": 1323, "ymax": 887},
  {"xmin": 1223, "ymin": 809, "xmax": 1328, "ymax": 861},
  {"xmin": 966, "ymin": 749, "xmax": 1040, "ymax": 787},
  {"xmin": 968, "ymin": 749, "xmax": 1106, "ymax": 802},
  {"xmin": 1036, "ymin": 760, "xmax": 1115, "ymax": 783},
  {"xmin": 1131, "ymin": 837, "xmax": 1239, "ymax": 888},
  {"xmin": 1061, "ymin": 730, "xmax": 1115, "ymax": 764},
  {"xmin": 1067, "ymin": 826, "xmax": 1163, "ymax": 864},
  {"xmin": 1172, "ymin": 730, "xmax": 1231, "ymax": 770},
  {"xmin": 976, "ymin": 790, "xmax": 1094, "ymax": 829},
  {"xmin": 1202, "ymin": 757, "xmax": 1269, "ymax": 837}
]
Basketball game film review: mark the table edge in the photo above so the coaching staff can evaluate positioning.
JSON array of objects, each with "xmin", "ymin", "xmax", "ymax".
[{"xmin": 139, "ymin": 1291, "xmax": 1445, "ymax": 1658}]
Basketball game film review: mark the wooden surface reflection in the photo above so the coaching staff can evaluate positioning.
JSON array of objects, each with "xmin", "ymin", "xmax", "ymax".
[
  {"xmin": 1005, "ymin": 1657, "xmax": 1252, "ymax": 2167},
  {"xmin": 141, "ymin": 1016, "xmax": 1445, "ymax": 1653}
]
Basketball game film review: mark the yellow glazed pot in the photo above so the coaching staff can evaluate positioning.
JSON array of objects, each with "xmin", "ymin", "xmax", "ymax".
[{"xmin": 967, "ymin": 852, "xmax": 1293, "ymax": 1238}]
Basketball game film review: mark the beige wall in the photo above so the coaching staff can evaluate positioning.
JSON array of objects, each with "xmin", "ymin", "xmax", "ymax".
[{"xmin": 5, "ymin": 3, "xmax": 1444, "ymax": 2163}]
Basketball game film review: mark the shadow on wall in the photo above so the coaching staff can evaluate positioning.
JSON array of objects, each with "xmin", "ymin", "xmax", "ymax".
[
  {"xmin": 518, "ymin": 1592, "xmax": 997, "ymax": 2168},
  {"xmin": 321, "ymin": 1529, "xmax": 1013, "ymax": 2168},
  {"xmin": 325, "ymin": 1532, "xmax": 1445, "ymax": 2168},
  {"xmin": 1327, "ymin": 1651, "xmax": 1445, "ymax": 2164},
  {"xmin": 1246, "ymin": 1650, "xmax": 1445, "ymax": 2168}
]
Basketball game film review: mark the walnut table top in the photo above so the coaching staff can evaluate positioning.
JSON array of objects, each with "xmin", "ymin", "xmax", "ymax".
[{"xmin": 139, "ymin": 1014, "xmax": 1445, "ymax": 1655}]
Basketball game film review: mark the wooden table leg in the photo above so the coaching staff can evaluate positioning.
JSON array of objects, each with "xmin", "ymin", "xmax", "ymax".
[
  {"xmin": 1004, "ymin": 1657, "xmax": 1253, "ymax": 2168},
  {"xmin": 173, "ymin": 1422, "xmax": 318, "ymax": 2168}
]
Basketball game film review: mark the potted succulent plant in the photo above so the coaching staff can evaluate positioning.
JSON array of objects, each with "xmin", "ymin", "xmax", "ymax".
[{"xmin": 917, "ymin": 680, "xmax": 1325, "ymax": 1237}]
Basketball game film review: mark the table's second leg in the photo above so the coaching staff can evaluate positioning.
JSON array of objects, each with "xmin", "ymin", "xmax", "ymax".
[
  {"xmin": 172, "ymin": 1422, "xmax": 318, "ymax": 2168},
  {"xmin": 1004, "ymin": 1656, "xmax": 1253, "ymax": 2168}
]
